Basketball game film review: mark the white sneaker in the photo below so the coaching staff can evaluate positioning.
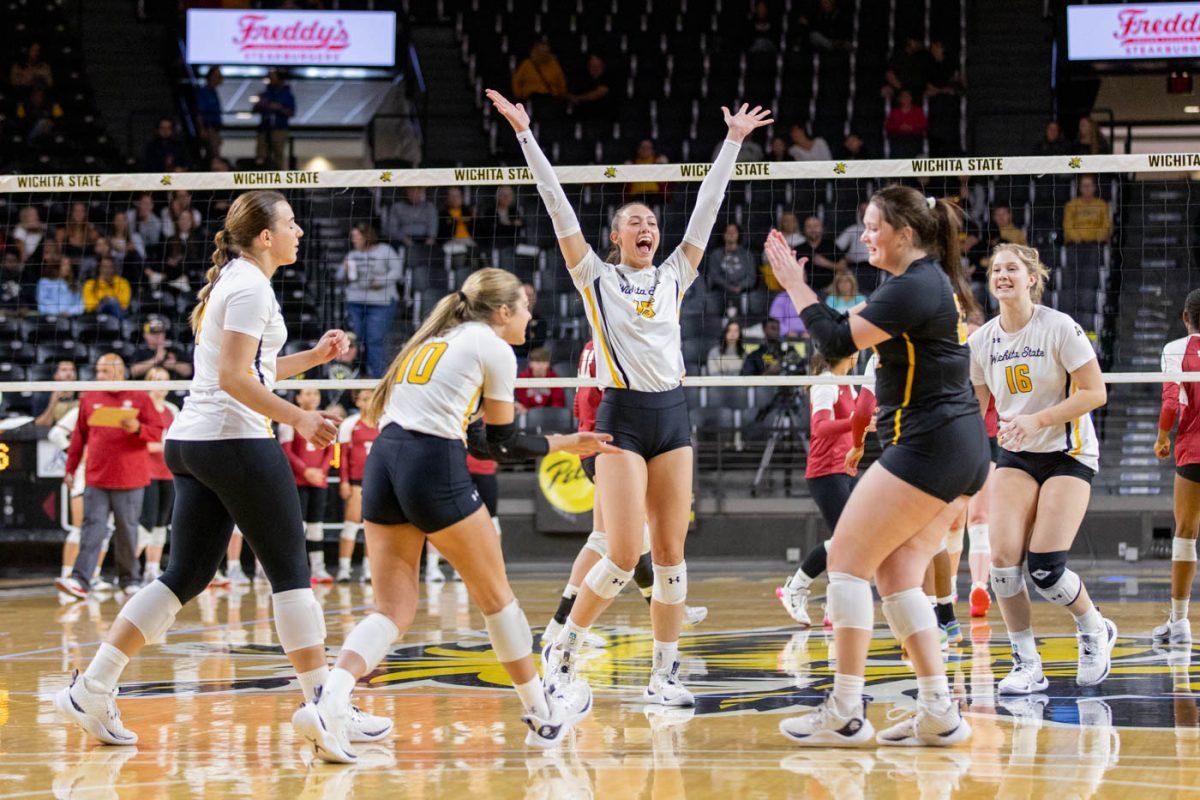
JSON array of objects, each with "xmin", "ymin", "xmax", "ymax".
[
  {"xmin": 1076, "ymin": 618, "xmax": 1118, "ymax": 687},
  {"xmin": 540, "ymin": 619, "xmax": 564, "ymax": 649},
  {"xmin": 359, "ymin": 565, "xmax": 371, "ymax": 583},
  {"xmin": 876, "ymin": 701, "xmax": 972, "ymax": 747},
  {"xmin": 310, "ymin": 566, "xmax": 334, "ymax": 585},
  {"xmin": 226, "ymin": 563, "xmax": 250, "ymax": 586},
  {"xmin": 780, "ymin": 751, "xmax": 875, "ymax": 798},
  {"xmin": 1154, "ymin": 616, "xmax": 1193, "ymax": 646},
  {"xmin": 345, "ymin": 703, "xmax": 393, "ymax": 742},
  {"xmin": 523, "ymin": 690, "xmax": 574, "ymax": 748},
  {"xmin": 542, "ymin": 642, "xmax": 587, "ymax": 698},
  {"xmin": 335, "ymin": 566, "xmax": 353, "ymax": 584},
  {"xmin": 779, "ymin": 578, "xmax": 812, "ymax": 627},
  {"xmin": 54, "ymin": 576, "xmax": 89, "ymax": 600},
  {"xmin": 583, "ymin": 631, "xmax": 608, "ymax": 649},
  {"xmin": 92, "ymin": 577, "xmax": 115, "ymax": 593},
  {"xmin": 998, "ymin": 651, "xmax": 1049, "ymax": 695},
  {"xmin": 998, "ymin": 693, "xmax": 1049, "ymax": 727},
  {"xmin": 779, "ymin": 696, "xmax": 875, "ymax": 747},
  {"xmin": 54, "ymin": 670, "xmax": 138, "ymax": 745},
  {"xmin": 292, "ymin": 692, "xmax": 357, "ymax": 764},
  {"xmin": 683, "ymin": 604, "xmax": 709, "ymax": 627},
  {"xmin": 642, "ymin": 660, "xmax": 695, "ymax": 707}
]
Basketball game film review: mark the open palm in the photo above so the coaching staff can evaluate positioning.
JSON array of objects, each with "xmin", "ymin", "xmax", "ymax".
[
  {"xmin": 485, "ymin": 89, "xmax": 530, "ymax": 133},
  {"xmin": 721, "ymin": 103, "xmax": 773, "ymax": 143}
]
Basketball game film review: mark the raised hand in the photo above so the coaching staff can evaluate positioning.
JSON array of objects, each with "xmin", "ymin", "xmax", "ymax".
[
  {"xmin": 763, "ymin": 228, "xmax": 809, "ymax": 293},
  {"xmin": 485, "ymin": 89, "xmax": 531, "ymax": 133},
  {"xmin": 312, "ymin": 329, "xmax": 350, "ymax": 364},
  {"xmin": 720, "ymin": 103, "xmax": 773, "ymax": 143}
]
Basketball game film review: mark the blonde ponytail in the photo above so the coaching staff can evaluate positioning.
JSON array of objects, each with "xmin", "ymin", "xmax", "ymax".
[{"xmin": 364, "ymin": 268, "xmax": 524, "ymax": 427}]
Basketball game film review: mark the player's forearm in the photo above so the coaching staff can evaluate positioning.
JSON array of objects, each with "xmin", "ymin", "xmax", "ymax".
[
  {"xmin": 683, "ymin": 139, "xmax": 739, "ymax": 250},
  {"xmin": 516, "ymin": 130, "xmax": 580, "ymax": 239},
  {"xmin": 219, "ymin": 371, "xmax": 304, "ymax": 427},
  {"xmin": 1032, "ymin": 387, "xmax": 1106, "ymax": 430}
]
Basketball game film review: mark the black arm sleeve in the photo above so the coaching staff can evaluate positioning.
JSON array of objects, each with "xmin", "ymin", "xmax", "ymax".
[
  {"xmin": 465, "ymin": 419, "xmax": 551, "ymax": 463},
  {"xmin": 800, "ymin": 303, "xmax": 858, "ymax": 360}
]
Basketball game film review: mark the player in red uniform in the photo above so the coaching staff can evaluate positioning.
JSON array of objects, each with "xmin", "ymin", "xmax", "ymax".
[
  {"xmin": 336, "ymin": 389, "xmax": 379, "ymax": 583},
  {"xmin": 138, "ymin": 367, "xmax": 178, "ymax": 584},
  {"xmin": 1155, "ymin": 288, "xmax": 1200, "ymax": 645},
  {"xmin": 280, "ymin": 387, "xmax": 335, "ymax": 583}
]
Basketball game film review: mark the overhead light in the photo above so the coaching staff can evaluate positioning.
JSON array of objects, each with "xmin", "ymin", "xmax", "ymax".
[
  {"xmin": 303, "ymin": 156, "xmax": 334, "ymax": 171},
  {"xmin": 249, "ymin": 95, "xmax": 260, "ymax": 103},
  {"xmin": 1186, "ymin": 105, "xmax": 1200, "ymax": 113}
]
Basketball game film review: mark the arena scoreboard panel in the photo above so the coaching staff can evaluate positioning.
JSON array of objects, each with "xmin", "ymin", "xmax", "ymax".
[{"xmin": 0, "ymin": 440, "xmax": 33, "ymax": 481}]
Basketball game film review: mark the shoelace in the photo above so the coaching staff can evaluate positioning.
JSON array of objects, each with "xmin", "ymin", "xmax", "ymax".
[{"xmin": 1077, "ymin": 631, "xmax": 1098, "ymax": 657}]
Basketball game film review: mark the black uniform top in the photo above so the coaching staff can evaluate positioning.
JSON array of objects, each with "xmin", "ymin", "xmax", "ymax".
[{"xmin": 857, "ymin": 257, "xmax": 978, "ymax": 446}]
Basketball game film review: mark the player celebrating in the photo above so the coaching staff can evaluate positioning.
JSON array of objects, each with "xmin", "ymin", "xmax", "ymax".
[
  {"xmin": 1155, "ymin": 288, "xmax": 1200, "ymax": 645},
  {"xmin": 970, "ymin": 243, "xmax": 1113, "ymax": 693},
  {"xmin": 488, "ymin": 88, "xmax": 770, "ymax": 707},
  {"xmin": 768, "ymin": 186, "xmax": 990, "ymax": 748},
  {"xmin": 55, "ymin": 190, "xmax": 388, "ymax": 747},
  {"xmin": 280, "ymin": 387, "xmax": 335, "ymax": 584},
  {"xmin": 336, "ymin": 389, "xmax": 378, "ymax": 583},
  {"xmin": 292, "ymin": 268, "xmax": 617, "ymax": 762}
]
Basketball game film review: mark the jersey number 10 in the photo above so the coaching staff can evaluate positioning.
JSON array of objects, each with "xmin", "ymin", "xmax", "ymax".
[
  {"xmin": 1005, "ymin": 364, "xmax": 1033, "ymax": 394},
  {"xmin": 397, "ymin": 342, "xmax": 448, "ymax": 385}
]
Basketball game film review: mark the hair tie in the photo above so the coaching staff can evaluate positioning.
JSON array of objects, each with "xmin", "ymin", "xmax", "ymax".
[
  {"xmin": 926, "ymin": 196, "xmax": 936, "ymax": 210},
  {"xmin": 457, "ymin": 290, "xmax": 468, "ymax": 303}
]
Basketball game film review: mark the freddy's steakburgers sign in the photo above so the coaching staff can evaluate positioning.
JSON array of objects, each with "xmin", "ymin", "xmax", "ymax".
[
  {"xmin": 1068, "ymin": 3, "xmax": 1200, "ymax": 60},
  {"xmin": 186, "ymin": 9, "xmax": 397, "ymax": 67}
]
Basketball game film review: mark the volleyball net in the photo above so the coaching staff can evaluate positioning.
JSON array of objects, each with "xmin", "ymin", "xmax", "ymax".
[{"xmin": 0, "ymin": 152, "xmax": 1197, "ymax": 500}]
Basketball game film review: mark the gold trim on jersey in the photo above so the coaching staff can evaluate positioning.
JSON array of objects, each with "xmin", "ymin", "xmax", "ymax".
[
  {"xmin": 582, "ymin": 286, "xmax": 627, "ymax": 389},
  {"xmin": 1068, "ymin": 381, "xmax": 1084, "ymax": 457},
  {"xmin": 892, "ymin": 333, "xmax": 916, "ymax": 445},
  {"xmin": 461, "ymin": 386, "xmax": 483, "ymax": 432}
]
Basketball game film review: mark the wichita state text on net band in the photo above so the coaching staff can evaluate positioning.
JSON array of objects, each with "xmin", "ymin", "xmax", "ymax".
[{"xmin": 4, "ymin": 153, "xmax": 1200, "ymax": 193}]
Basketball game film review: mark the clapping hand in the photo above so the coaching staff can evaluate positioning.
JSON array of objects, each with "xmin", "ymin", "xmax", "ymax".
[{"xmin": 763, "ymin": 229, "xmax": 810, "ymax": 293}]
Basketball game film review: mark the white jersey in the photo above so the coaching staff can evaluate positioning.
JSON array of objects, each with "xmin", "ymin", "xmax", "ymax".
[
  {"xmin": 968, "ymin": 305, "xmax": 1099, "ymax": 470},
  {"xmin": 168, "ymin": 258, "xmax": 288, "ymax": 441},
  {"xmin": 569, "ymin": 246, "xmax": 698, "ymax": 392},
  {"xmin": 382, "ymin": 321, "xmax": 517, "ymax": 442},
  {"xmin": 860, "ymin": 354, "xmax": 878, "ymax": 395}
]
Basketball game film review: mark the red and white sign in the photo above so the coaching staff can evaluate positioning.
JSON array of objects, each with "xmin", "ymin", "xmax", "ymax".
[
  {"xmin": 1068, "ymin": 3, "xmax": 1200, "ymax": 60},
  {"xmin": 186, "ymin": 9, "xmax": 396, "ymax": 67}
]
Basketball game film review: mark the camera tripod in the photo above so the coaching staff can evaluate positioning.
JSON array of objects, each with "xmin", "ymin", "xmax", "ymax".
[{"xmin": 750, "ymin": 387, "xmax": 812, "ymax": 497}]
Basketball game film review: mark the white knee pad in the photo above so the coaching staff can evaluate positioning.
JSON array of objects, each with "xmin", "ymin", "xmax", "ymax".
[
  {"xmin": 305, "ymin": 523, "xmax": 324, "ymax": 543},
  {"xmin": 990, "ymin": 565, "xmax": 1026, "ymax": 599},
  {"xmin": 149, "ymin": 526, "xmax": 168, "ymax": 548},
  {"xmin": 584, "ymin": 556, "xmax": 633, "ymax": 599},
  {"xmin": 583, "ymin": 529, "xmax": 608, "ymax": 557},
  {"xmin": 120, "ymin": 580, "xmax": 182, "ymax": 642},
  {"xmin": 882, "ymin": 587, "xmax": 938, "ymax": 643},
  {"xmin": 65, "ymin": 526, "xmax": 80, "ymax": 545},
  {"xmin": 484, "ymin": 600, "xmax": 534, "ymax": 663},
  {"xmin": 1175, "ymin": 537, "xmax": 1198, "ymax": 562},
  {"xmin": 651, "ymin": 561, "xmax": 687, "ymax": 605},
  {"xmin": 967, "ymin": 524, "xmax": 990, "ymax": 555},
  {"xmin": 340, "ymin": 522, "xmax": 359, "ymax": 543},
  {"xmin": 1032, "ymin": 568, "xmax": 1082, "ymax": 607},
  {"xmin": 945, "ymin": 524, "xmax": 964, "ymax": 556},
  {"xmin": 272, "ymin": 588, "xmax": 327, "ymax": 652},
  {"xmin": 641, "ymin": 522, "xmax": 651, "ymax": 555},
  {"xmin": 827, "ymin": 572, "xmax": 874, "ymax": 631},
  {"xmin": 340, "ymin": 612, "xmax": 399, "ymax": 673}
]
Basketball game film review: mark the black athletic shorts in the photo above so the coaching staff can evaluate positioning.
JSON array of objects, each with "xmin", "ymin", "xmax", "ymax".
[
  {"xmin": 348, "ymin": 479, "xmax": 362, "ymax": 488},
  {"xmin": 997, "ymin": 448, "xmax": 1095, "ymax": 485},
  {"xmin": 989, "ymin": 437, "xmax": 1000, "ymax": 463},
  {"xmin": 580, "ymin": 454, "xmax": 597, "ymax": 482},
  {"xmin": 362, "ymin": 424, "xmax": 483, "ymax": 533},
  {"xmin": 296, "ymin": 485, "xmax": 327, "ymax": 523},
  {"xmin": 140, "ymin": 478, "xmax": 174, "ymax": 530},
  {"xmin": 595, "ymin": 386, "xmax": 691, "ymax": 461},
  {"xmin": 878, "ymin": 412, "xmax": 990, "ymax": 503},
  {"xmin": 471, "ymin": 472, "xmax": 499, "ymax": 516},
  {"xmin": 1178, "ymin": 463, "xmax": 1200, "ymax": 483}
]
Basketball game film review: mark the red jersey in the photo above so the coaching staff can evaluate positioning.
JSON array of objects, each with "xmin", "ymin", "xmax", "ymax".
[
  {"xmin": 807, "ymin": 382, "xmax": 856, "ymax": 479},
  {"xmin": 336, "ymin": 413, "xmax": 378, "ymax": 483},
  {"xmin": 516, "ymin": 367, "xmax": 566, "ymax": 410},
  {"xmin": 467, "ymin": 454, "xmax": 497, "ymax": 475},
  {"xmin": 146, "ymin": 402, "xmax": 177, "ymax": 481},
  {"xmin": 279, "ymin": 422, "xmax": 333, "ymax": 487},
  {"xmin": 984, "ymin": 395, "xmax": 999, "ymax": 438},
  {"xmin": 574, "ymin": 342, "xmax": 603, "ymax": 433},
  {"xmin": 65, "ymin": 391, "xmax": 163, "ymax": 490},
  {"xmin": 1162, "ymin": 334, "xmax": 1200, "ymax": 466}
]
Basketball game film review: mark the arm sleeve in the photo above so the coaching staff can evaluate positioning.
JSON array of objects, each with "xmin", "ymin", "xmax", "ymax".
[
  {"xmin": 223, "ymin": 283, "xmax": 272, "ymax": 338},
  {"xmin": 48, "ymin": 407, "xmax": 77, "ymax": 450},
  {"xmin": 850, "ymin": 387, "xmax": 877, "ymax": 447},
  {"xmin": 1162, "ymin": 343, "xmax": 1184, "ymax": 431},
  {"xmin": 683, "ymin": 139, "xmax": 740, "ymax": 250},
  {"xmin": 480, "ymin": 332, "xmax": 518, "ymax": 402},
  {"xmin": 799, "ymin": 302, "xmax": 857, "ymax": 361},
  {"xmin": 517, "ymin": 129, "xmax": 581, "ymax": 239},
  {"xmin": 1057, "ymin": 316, "xmax": 1097, "ymax": 374},
  {"xmin": 465, "ymin": 419, "xmax": 550, "ymax": 463}
]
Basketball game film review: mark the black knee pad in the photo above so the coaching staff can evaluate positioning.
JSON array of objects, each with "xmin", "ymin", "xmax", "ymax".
[
  {"xmin": 1026, "ymin": 550, "xmax": 1067, "ymax": 590},
  {"xmin": 633, "ymin": 551, "xmax": 654, "ymax": 590}
]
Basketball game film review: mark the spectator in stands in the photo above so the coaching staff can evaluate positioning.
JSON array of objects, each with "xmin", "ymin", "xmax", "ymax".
[
  {"xmin": 835, "ymin": 201, "xmax": 871, "ymax": 273},
  {"xmin": 777, "ymin": 211, "xmax": 803, "ymax": 247},
  {"xmin": 837, "ymin": 131, "xmax": 871, "ymax": 161},
  {"xmin": 788, "ymin": 124, "xmax": 833, "ymax": 162},
  {"xmin": 16, "ymin": 86, "xmax": 62, "ymax": 145},
  {"xmin": 13, "ymin": 206, "xmax": 45, "ymax": 264},
  {"xmin": 57, "ymin": 202, "xmax": 99, "ymax": 262},
  {"xmin": 338, "ymin": 223, "xmax": 402, "ymax": 378},
  {"xmin": 127, "ymin": 194, "xmax": 163, "ymax": 246},
  {"xmin": 748, "ymin": 1, "xmax": 779, "ymax": 53},
  {"xmin": 477, "ymin": 185, "xmax": 526, "ymax": 248},
  {"xmin": 720, "ymin": 131, "xmax": 765, "ymax": 162},
  {"xmin": 925, "ymin": 41, "xmax": 963, "ymax": 97},
  {"xmin": 82, "ymin": 256, "xmax": 131, "ymax": 318},
  {"xmin": 512, "ymin": 38, "xmax": 569, "ymax": 104},
  {"xmin": 769, "ymin": 288, "xmax": 808, "ymax": 340},
  {"xmin": 985, "ymin": 203, "xmax": 1027, "ymax": 249},
  {"xmin": 627, "ymin": 139, "xmax": 670, "ymax": 203},
  {"xmin": 163, "ymin": 210, "xmax": 206, "ymax": 290},
  {"xmin": 37, "ymin": 257, "xmax": 83, "ymax": 317},
  {"xmin": 825, "ymin": 269, "xmax": 865, "ymax": 313},
  {"xmin": 438, "ymin": 187, "xmax": 477, "ymax": 249},
  {"xmin": 515, "ymin": 281, "xmax": 547, "ymax": 359},
  {"xmin": 161, "ymin": 190, "xmax": 203, "ymax": 239},
  {"xmin": 32, "ymin": 360, "xmax": 77, "ymax": 427},
  {"xmin": 885, "ymin": 89, "xmax": 928, "ymax": 158},
  {"xmin": 107, "ymin": 210, "xmax": 146, "ymax": 265},
  {"xmin": 195, "ymin": 66, "xmax": 224, "ymax": 160},
  {"xmin": 705, "ymin": 223, "xmax": 758, "ymax": 297},
  {"xmin": 382, "ymin": 187, "xmax": 438, "ymax": 250},
  {"xmin": 807, "ymin": 0, "xmax": 853, "ymax": 52},
  {"xmin": 142, "ymin": 117, "xmax": 190, "ymax": 172},
  {"xmin": 570, "ymin": 54, "xmax": 616, "ymax": 126},
  {"xmin": 130, "ymin": 315, "xmax": 192, "ymax": 379},
  {"xmin": 254, "ymin": 69, "xmax": 296, "ymax": 169},
  {"xmin": 767, "ymin": 135, "xmax": 790, "ymax": 162},
  {"xmin": 1034, "ymin": 119, "xmax": 1071, "ymax": 156},
  {"xmin": 0, "ymin": 250, "xmax": 33, "ymax": 311},
  {"xmin": 794, "ymin": 215, "xmax": 844, "ymax": 289},
  {"xmin": 515, "ymin": 347, "xmax": 566, "ymax": 413},
  {"xmin": 707, "ymin": 321, "xmax": 746, "ymax": 375},
  {"xmin": 1063, "ymin": 175, "xmax": 1112, "ymax": 244},
  {"xmin": 883, "ymin": 35, "xmax": 932, "ymax": 98},
  {"xmin": 741, "ymin": 317, "xmax": 785, "ymax": 375},
  {"xmin": 953, "ymin": 175, "xmax": 989, "ymax": 228},
  {"xmin": 1075, "ymin": 115, "xmax": 1111, "ymax": 155},
  {"xmin": 10, "ymin": 41, "xmax": 53, "ymax": 89}
]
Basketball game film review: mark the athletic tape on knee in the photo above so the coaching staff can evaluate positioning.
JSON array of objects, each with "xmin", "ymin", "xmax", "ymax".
[
  {"xmin": 967, "ymin": 524, "xmax": 990, "ymax": 555},
  {"xmin": 882, "ymin": 587, "xmax": 938, "ymax": 642},
  {"xmin": 827, "ymin": 572, "xmax": 874, "ymax": 631},
  {"xmin": 272, "ymin": 588, "xmax": 327, "ymax": 652},
  {"xmin": 305, "ymin": 522, "xmax": 324, "ymax": 543},
  {"xmin": 120, "ymin": 580, "xmax": 182, "ymax": 642},
  {"xmin": 990, "ymin": 565, "xmax": 1025, "ymax": 598},
  {"xmin": 149, "ymin": 526, "xmax": 168, "ymax": 548},
  {"xmin": 484, "ymin": 600, "xmax": 534, "ymax": 663},
  {"xmin": 651, "ymin": 561, "xmax": 687, "ymax": 605},
  {"xmin": 340, "ymin": 612, "xmax": 399, "ymax": 673},
  {"xmin": 1175, "ymin": 537, "xmax": 1198, "ymax": 562},
  {"xmin": 340, "ymin": 522, "xmax": 359, "ymax": 543},
  {"xmin": 1028, "ymin": 551, "xmax": 1082, "ymax": 606},
  {"xmin": 946, "ymin": 524, "xmax": 965, "ymax": 556},
  {"xmin": 583, "ymin": 529, "xmax": 608, "ymax": 556},
  {"xmin": 65, "ymin": 526, "xmax": 80, "ymax": 545},
  {"xmin": 584, "ymin": 556, "xmax": 634, "ymax": 599}
]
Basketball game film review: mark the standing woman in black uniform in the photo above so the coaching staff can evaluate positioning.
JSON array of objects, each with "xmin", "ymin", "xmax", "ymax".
[{"xmin": 770, "ymin": 186, "xmax": 990, "ymax": 748}]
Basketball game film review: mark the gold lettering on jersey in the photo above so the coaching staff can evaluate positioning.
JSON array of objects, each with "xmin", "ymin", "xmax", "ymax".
[
  {"xmin": 1148, "ymin": 153, "xmax": 1200, "ymax": 168},
  {"xmin": 989, "ymin": 346, "xmax": 1046, "ymax": 365},
  {"xmin": 453, "ymin": 167, "xmax": 505, "ymax": 182},
  {"xmin": 634, "ymin": 299, "xmax": 656, "ymax": 318}
]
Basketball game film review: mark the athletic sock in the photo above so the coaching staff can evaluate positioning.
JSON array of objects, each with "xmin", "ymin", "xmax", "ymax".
[
  {"xmin": 1011, "ymin": 628, "xmax": 1039, "ymax": 664},
  {"xmin": 1074, "ymin": 605, "xmax": 1104, "ymax": 634},
  {"xmin": 831, "ymin": 673, "xmax": 865, "ymax": 716},
  {"xmin": 935, "ymin": 596, "xmax": 956, "ymax": 626},
  {"xmin": 1173, "ymin": 597, "xmax": 1190, "ymax": 622},
  {"xmin": 553, "ymin": 584, "xmax": 579, "ymax": 625},
  {"xmin": 514, "ymin": 676, "xmax": 550, "ymax": 719},
  {"xmin": 309, "ymin": 551, "xmax": 326, "ymax": 572},
  {"xmin": 560, "ymin": 619, "xmax": 588, "ymax": 654},
  {"xmin": 83, "ymin": 643, "xmax": 129, "ymax": 694},
  {"xmin": 145, "ymin": 560, "xmax": 159, "ymax": 573},
  {"xmin": 297, "ymin": 665, "xmax": 329, "ymax": 702},
  {"xmin": 652, "ymin": 639, "xmax": 679, "ymax": 673},
  {"xmin": 320, "ymin": 667, "xmax": 356, "ymax": 710},
  {"xmin": 338, "ymin": 557, "xmax": 351, "ymax": 572},
  {"xmin": 60, "ymin": 565, "xmax": 71, "ymax": 579},
  {"xmin": 916, "ymin": 674, "xmax": 952, "ymax": 712}
]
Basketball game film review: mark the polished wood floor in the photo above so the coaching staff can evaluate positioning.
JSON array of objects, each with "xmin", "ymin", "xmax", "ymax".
[{"xmin": 3, "ymin": 568, "xmax": 1200, "ymax": 798}]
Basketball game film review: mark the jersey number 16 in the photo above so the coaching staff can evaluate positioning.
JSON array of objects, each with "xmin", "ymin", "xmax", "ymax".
[{"xmin": 1005, "ymin": 364, "xmax": 1033, "ymax": 394}]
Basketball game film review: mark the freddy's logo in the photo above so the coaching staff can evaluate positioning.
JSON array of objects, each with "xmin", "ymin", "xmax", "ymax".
[
  {"xmin": 233, "ymin": 14, "xmax": 350, "ymax": 52},
  {"xmin": 1113, "ymin": 8, "xmax": 1200, "ymax": 50}
]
